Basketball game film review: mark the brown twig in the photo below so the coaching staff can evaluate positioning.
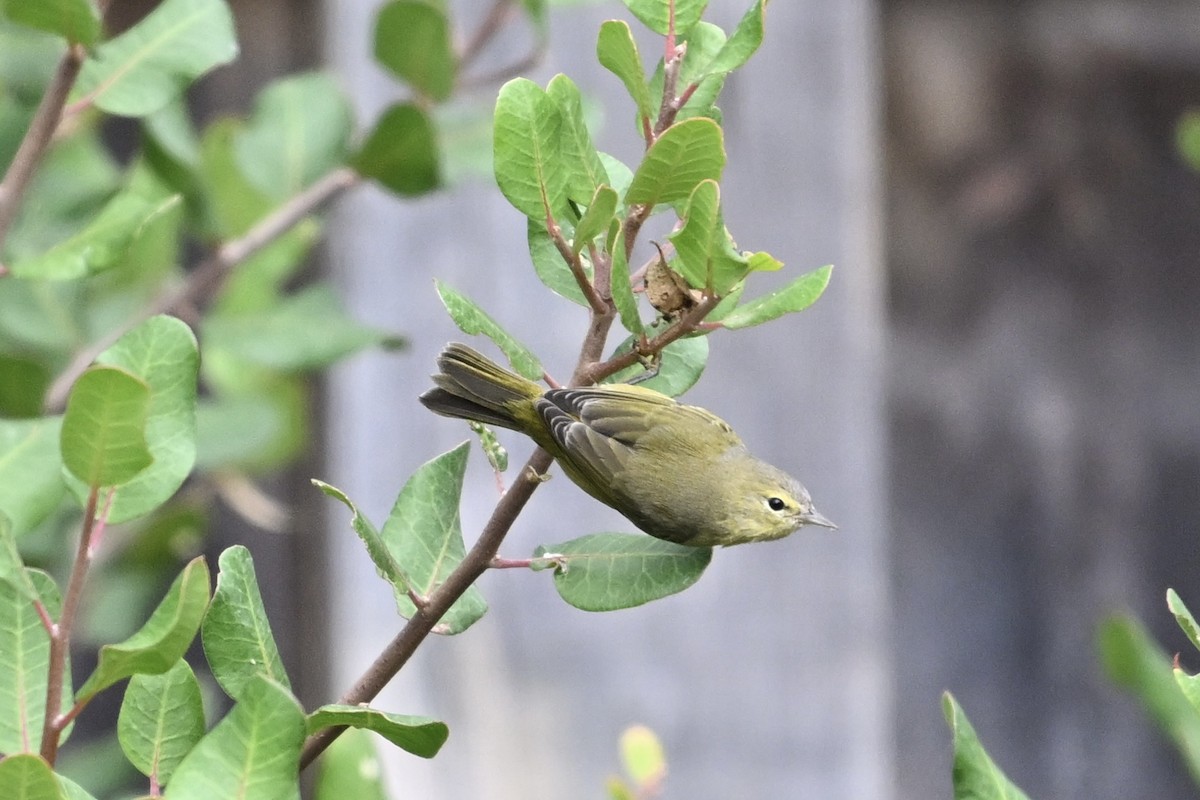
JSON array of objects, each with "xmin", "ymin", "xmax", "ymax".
[
  {"xmin": 456, "ymin": 0, "xmax": 548, "ymax": 91},
  {"xmin": 546, "ymin": 213, "xmax": 607, "ymax": 315},
  {"xmin": 655, "ymin": 45, "xmax": 684, "ymax": 137},
  {"xmin": 299, "ymin": 448, "xmax": 555, "ymax": 770},
  {"xmin": 580, "ymin": 294, "xmax": 722, "ymax": 385},
  {"xmin": 458, "ymin": 46, "xmax": 547, "ymax": 92},
  {"xmin": 40, "ymin": 486, "xmax": 105, "ymax": 763},
  {"xmin": 44, "ymin": 167, "xmax": 362, "ymax": 412},
  {"xmin": 457, "ymin": 0, "xmax": 518, "ymax": 73},
  {"xmin": 0, "ymin": 44, "xmax": 87, "ymax": 250},
  {"xmin": 489, "ymin": 556, "xmax": 538, "ymax": 569},
  {"xmin": 621, "ymin": 203, "xmax": 652, "ymax": 263}
]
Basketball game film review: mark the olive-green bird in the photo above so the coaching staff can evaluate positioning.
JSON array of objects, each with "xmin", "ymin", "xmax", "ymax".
[{"xmin": 419, "ymin": 343, "xmax": 835, "ymax": 547}]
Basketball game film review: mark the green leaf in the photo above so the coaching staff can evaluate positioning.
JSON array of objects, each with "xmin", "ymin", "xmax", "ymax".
[
  {"xmin": 604, "ymin": 332, "xmax": 707, "ymax": 397},
  {"xmin": 625, "ymin": 118, "xmax": 725, "ymax": 207},
  {"xmin": 0, "ymin": 569, "xmax": 71, "ymax": 755},
  {"xmin": 1176, "ymin": 668, "xmax": 1200, "ymax": 718},
  {"xmin": 163, "ymin": 675, "xmax": 304, "ymax": 800},
  {"xmin": 719, "ymin": 265, "xmax": 833, "ymax": 330},
  {"xmin": 703, "ymin": 0, "xmax": 765, "ymax": 77},
  {"xmin": 207, "ymin": 381, "xmax": 300, "ymax": 468},
  {"xmin": 116, "ymin": 171, "xmax": 186, "ymax": 285},
  {"xmin": 313, "ymin": 728, "xmax": 387, "ymax": 800},
  {"xmin": 0, "ymin": 753, "xmax": 67, "ymax": 800},
  {"xmin": 746, "ymin": 251, "xmax": 783, "ymax": 273},
  {"xmin": 306, "ymin": 705, "xmax": 449, "ymax": 759},
  {"xmin": 619, "ymin": 724, "xmax": 666, "ymax": 788},
  {"xmin": 235, "ymin": 72, "xmax": 353, "ymax": 200},
  {"xmin": 1178, "ymin": 111, "xmax": 1200, "ymax": 173},
  {"xmin": 353, "ymin": 102, "xmax": 440, "ymax": 196},
  {"xmin": 144, "ymin": 98, "xmax": 201, "ymax": 171},
  {"xmin": 941, "ymin": 693, "xmax": 1031, "ymax": 800},
  {"xmin": 52, "ymin": 738, "xmax": 123, "ymax": 799},
  {"xmin": 54, "ymin": 774, "xmax": 96, "ymax": 800},
  {"xmin": 527, "ymin": 218, "xmax": 591, "ymax": 307},
  {"xmin": 607, "ymin": 779, "xmax": 636, "ymax": 800},
  {"xmin": 0, "ymin": 355, "xmax": 49, "ymax": 418},
  {"xmin": 203, "ymin": 284, "xmax": 397, "ymax": 371},
  {"xmin": 622, "ymin": 0, "xmax": 707, "ymax": 36},
  {"xmin": 433, "ymin": 101, "xmax": 494, "ymax": 186},
  {"xmin": 0, "ymin": 417, "xmax": 66, "ymax": 536},
  {"xmin": 493, "ymin": 78, "xmax": 568, "ymax": 219},
  {"xmin": 201, "ymin": 546, "xmax": 291, "ymax": 701},
  {"xmin": 373, "ymin": 0, "xmax": 456, "ymax": 102},
  {"xmin": 434, "ymin": 280, "xmax": 543, "ymax": 381},
  {"xmin": 597, "ymin": 20, "xmax": 653, "ymax": 121},
  {"xmin": 1, "ymin": 0, "xmax": 100, "ymax": 45},
  {"xmin": 1099, "ymin": 614, "xmax": 1200, "ymax": 782},
  {"xmin": 60, "ymin": 365, "xmax": 154, "ymax": 488},
  {"xmin": 76, "ymin": 556, "xmax": 211, "ymax": 701},
  {"xmin": 380, "ymin": 443, "xmax": 487, "ymax": 634},
  {"xmin": 194, "ymin": 391, "xmax": 300, "ymax": 472},
  {"xmin": 0, "ymin": 514, "xmax": 38, "ymax": 601},
  {"xmin": 58, "ymin": 773, "xmax": 100, "ymax": 799},
  {"xmin": 118, "ymin": 659, "xmax": 205, "ymax": 786},
  {"xmin": 546, "ymin": 74, "xmax": 609, "ymax": 203},
  {"xmin": 609, "ymin": 232, "xmax": 644, "ymax": 335},
  {"xmin": 0, "ymin": 22, "xmax": 63, "ymax": 98},
  {"xmin": 5, "ymin": 133, "xmax": 121, "ymax": 266},
  {"xmin": 197, "ymin": 118, "xmax": 273, "ymax": 238},
  {"xmin": 1168, "ymin": 588, "xmax": 1200, "ymax": 653},
  {"xmin": 598, "ymin": 152, "xmax": 635, "ymax": 208},
  {"xmin": 71, "ymin": 315, "xmax": 198, "ymax": 524},
  {"xmin": 517, "ymin": 0, "xmax": 548, "ymax": 33},
  {"xmin": 73, "ymin": 0, "xmax": 238, "ymax": 118},
  {"xmin": 9, "ymin": 190, "xmax": 180, "ymax": 281},
  {"xmin": 313, "ymin": 480, "xmax": 414, "ymax": 596},
  {"xmin": 573, "ymin": 185, "xmax": 619, "ymax": 255},
  {"xmin": 667, "ymin": 179, "xmax": 747, "ymax": 293},
  {"xmin": 537, "ymin": 533, "xmax": 712, "ymax": 611}
]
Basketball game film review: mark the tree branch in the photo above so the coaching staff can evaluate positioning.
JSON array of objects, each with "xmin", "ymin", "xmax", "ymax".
[
  {"xmin": 44, "ymin": 166, "xmax": 362, "ymax": 412},
  {"xmin": 0, "ymin": 43, "xmax": 87, "ymax": 250},
  {"xmin": 40, "ymin": 486, "xmax": 103, "ymax": 764},
  {"xmin": 546, "ymin": 212, "xmax": 607, "ymax": 315},
  {"xmin": 299, "ymin": 448, "xmax": 555, "ymax": 770},
  {"xmin": 458, "ymin": 0, "xmax": 519, "ymax": 74},
  {"xmin": 579, "ymin": 293, "xmax": 722, "ymax": 385}
]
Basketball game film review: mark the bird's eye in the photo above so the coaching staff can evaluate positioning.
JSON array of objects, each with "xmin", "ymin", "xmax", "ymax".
[{"xmin": 767, "ymin": 497, "xmax": 787, "ymax": 512}]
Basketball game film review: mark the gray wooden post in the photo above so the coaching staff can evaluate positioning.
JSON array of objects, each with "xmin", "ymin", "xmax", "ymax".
[{"xmin": 321, "ymin": 2, "xmax": 888, "ymax": 797}]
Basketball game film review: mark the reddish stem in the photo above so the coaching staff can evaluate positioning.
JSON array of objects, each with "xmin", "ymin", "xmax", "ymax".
[{"xmin": 40, "ymin": 486, "xmax": 103, "ymax": 763}]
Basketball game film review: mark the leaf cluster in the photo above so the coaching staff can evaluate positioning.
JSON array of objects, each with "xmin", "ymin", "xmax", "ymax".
[
  {"xmin": 0, "ymin": 0, "xmax": 501, "ymax": 794},
  {"xmin": 0, "ymin": 0, "xmax": 839, "ymax": 797}
]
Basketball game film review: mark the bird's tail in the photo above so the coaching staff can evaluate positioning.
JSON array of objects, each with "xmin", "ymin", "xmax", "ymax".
[{"xmin": 419, "ymin": 343, "xmax": 543, "ymax": 431}]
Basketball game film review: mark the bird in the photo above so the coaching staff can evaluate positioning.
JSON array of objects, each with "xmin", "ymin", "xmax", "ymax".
[{"xmin": 419, "ymin": 343, "xmax": 835, "ymax": 547}]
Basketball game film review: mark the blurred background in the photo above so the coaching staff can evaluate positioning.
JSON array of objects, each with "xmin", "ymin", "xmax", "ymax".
[
  {"xmin": 18, "ymin": 0, "xmax": 1200, "ymax": 797},
  {"xmin": 887, "ymin": 3, "xmax": 1200, "ymax": 797}
]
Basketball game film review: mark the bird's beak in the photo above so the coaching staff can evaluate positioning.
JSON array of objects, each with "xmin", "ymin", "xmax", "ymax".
[{"xmin": 801, "ymin": 508, "xmax": 837, "ymax": 530}]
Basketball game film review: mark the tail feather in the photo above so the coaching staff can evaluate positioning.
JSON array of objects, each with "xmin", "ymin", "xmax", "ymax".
[{"xmin": 419, "ymin": 343, "xmax": 542, "ymax": 431}]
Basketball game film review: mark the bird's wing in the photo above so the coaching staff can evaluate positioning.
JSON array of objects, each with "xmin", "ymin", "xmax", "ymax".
[
  {"xmin": 535, "ymin": 385, "xmax": 739, "ymax": 489},
  {"xmin": 534, "ymin": 392, "xmax": 629, "ymax": 492}
]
